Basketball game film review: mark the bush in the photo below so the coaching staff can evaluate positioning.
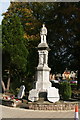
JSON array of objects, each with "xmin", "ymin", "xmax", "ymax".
[{"xmin": 60, "ymin": 82, "xmax": 72, "ymax": 100}]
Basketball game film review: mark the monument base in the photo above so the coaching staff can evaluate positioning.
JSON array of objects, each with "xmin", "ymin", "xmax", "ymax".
[
  {"xmin": 47, "ymin": 87, "xmax": 60, "ymax": 103},
  {"xmin": 28, "ymin": 101, "xmax": 78, "ymax": 111},
  {"xmin": 28, "ymin": 87, "xmax": 59, "ymax": 103},
  {"xmin": 28, "ymin": 89, "xmax": 39, "ymax": 102},
  {"xmin": 36, "ymin": 66, "xmax": 51, "ymax": 90},
  {"xmin": 38, "ymin": 91, "xmax": 47, "ymax": 101}
]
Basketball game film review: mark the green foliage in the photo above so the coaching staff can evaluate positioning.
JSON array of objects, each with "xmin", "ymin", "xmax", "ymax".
[
  {"xmin": 2, "ymin": 2, "xmax": 80, "ymax": 90},
  {"xmin": 3, "ymin": 2, "xmax": 80, "ymax": 73},
  {"xmin": 2, "ymin": 13, "xmax": 29, "ymax": 88},
  {"xmin": 0, "ymin": 25, "xmax": 2, "ymax": 41},
  {"xmin": 5, "ymin": 2, "xmax": 40, "ymax": 76},
  {"xmin": 60, "ymin": 82, "xmax": 72, "ymax": 100},
  {"xmin": 31, "ymin": 2, "xmax": 80, "ymax": 73},
  {"xmin": 2, "ymin": 14, "xmax": 28, "ymax": 71}
]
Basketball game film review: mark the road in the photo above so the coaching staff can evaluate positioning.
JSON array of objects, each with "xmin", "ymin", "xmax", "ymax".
[{"xmin": 0, "ymin": 105, "xmax": 76, "ymax": 120}]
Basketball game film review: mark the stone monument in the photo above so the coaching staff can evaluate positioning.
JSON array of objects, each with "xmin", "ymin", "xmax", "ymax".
[
  {"xmin": 28, "ymin": 24, "xmax": 59, "ymax": 103},
  {"xmin": 17, "ymin": 85, "xmax": 25, "ymax": 99}
]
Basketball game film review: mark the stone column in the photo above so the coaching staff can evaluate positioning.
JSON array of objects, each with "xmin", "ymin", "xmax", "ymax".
[
  {"xmin": 38, "ymin": 51, "xmax": 44, "ymax": 66},
  {"xmin": 38, "ymin": 50, "xmax": 48, "ymax": 67},
  {"xmin": 44, "ymin": 50, "xmax": 48, "ymax": 65},
  {"xmin": 28, "ymin": 24, "xmax": 59, "ymax": 103}
]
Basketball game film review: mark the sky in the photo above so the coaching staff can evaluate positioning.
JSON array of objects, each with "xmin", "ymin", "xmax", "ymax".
[{"xmin": 0, "ymin": 0, "xmax": 10, "ymax": 24}]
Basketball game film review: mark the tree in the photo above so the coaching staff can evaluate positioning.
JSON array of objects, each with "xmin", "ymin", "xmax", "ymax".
[
  {"xmin": 24, "ymin": 2, "xmax": 80, "ymax": 89},
  {"xmin": 2, "ymin": 14, "xmax": 28, "ymax": 92},
  {"xmin": 2, "ymin": 2, "xmax": 80, "ymax": 90},
  {"xmin": 31, "ymin": 3, "xmax": 80, "ymax": 79},
  {"xmin": 4, "ymin": 2, "xmax": 41, "ymax": 76},
  {"xmin": 26, "ymin": 2, "xmax": 80, "ymax": 73},
  {"xmin": 60, "ymin": 82, "xmax": 72, "ymax": 100}
]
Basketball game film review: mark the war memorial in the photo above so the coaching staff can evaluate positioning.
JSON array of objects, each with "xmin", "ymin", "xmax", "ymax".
[
  {"xmin": 27, "ymin": 25, "xmax": 78, "ymax": 111},
  {"xmin": 1, "ymin": 24, "xmax": 78, "ymax": 111},
  {"xmin": 28, "ymin": 24, "xmax": 59, "ymax": 103}
]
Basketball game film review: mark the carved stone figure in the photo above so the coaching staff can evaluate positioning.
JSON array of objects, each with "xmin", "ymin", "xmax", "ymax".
[
  {"xmin": 38, "ymin": 50, "xmax": 48, "ymax": 66},
  {"xmin": 40, "ymin": 24, "xmax": 47, "ymax": 43}
]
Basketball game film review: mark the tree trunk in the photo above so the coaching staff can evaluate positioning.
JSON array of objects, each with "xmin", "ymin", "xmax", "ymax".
[
  {"xmin": 7, "ymin": 75, "xmax": 10, "ymax": 91},
  {"xmin": 1, "ymin": 79, "xmax": 6, "ymax": 93},
  {"xmin": 7, "ymin": 70, "xmax": 11, "ymax": 91}
]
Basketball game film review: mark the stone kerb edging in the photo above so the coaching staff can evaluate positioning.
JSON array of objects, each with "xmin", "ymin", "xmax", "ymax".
[{"xmin": 28, "ymin": 102, "xmax": 78, "ymax": 111}]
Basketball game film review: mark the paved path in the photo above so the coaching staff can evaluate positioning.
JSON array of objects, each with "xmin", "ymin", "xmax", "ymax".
[{"xmin": 0, "ymin": 105, "xmax": 75, "ymax": 119}]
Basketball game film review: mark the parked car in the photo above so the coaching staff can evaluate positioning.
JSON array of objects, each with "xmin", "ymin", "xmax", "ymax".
[
  {"xmin": 59, "ymin": 79, "xmax": 68, "ymax": 83},
  {"xmin": 70, "ymin": 80, "xmax": 77, "ymax": 84},
  {"xmin": 51, "ymin": 80, "xmax": 59, "ymax": 83}
]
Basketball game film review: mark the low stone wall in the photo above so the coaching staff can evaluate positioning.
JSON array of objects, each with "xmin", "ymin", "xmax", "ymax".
[{"xmin": 28, "ymin": 102, "xmax": 78, "ymax": 111}]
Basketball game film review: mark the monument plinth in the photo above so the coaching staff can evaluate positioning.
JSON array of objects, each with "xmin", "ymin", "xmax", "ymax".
[{"xmin": 28, "ymin": 24, "xmax": 59, "ymax": 102}]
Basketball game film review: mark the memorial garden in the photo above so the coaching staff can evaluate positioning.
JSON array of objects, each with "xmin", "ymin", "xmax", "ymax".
[{"xmin": 1, "ymin": 2, "xmax": 80, "ymax": 110}]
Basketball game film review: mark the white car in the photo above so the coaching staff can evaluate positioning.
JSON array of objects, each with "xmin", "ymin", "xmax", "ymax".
[{"xmin": 51, "ymin": 80, "xmax": 59, "ymax": 83}]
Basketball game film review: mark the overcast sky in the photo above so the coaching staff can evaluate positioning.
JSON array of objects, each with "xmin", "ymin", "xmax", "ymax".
[{"xmin": 0, "ymin": 0, "xmax": 10, "ymax": 24}]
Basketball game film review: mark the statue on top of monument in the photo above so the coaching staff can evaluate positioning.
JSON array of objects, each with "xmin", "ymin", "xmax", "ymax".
[{"xmin": 40, "ymin": 24, "xmax": 47, "ymax": 43}]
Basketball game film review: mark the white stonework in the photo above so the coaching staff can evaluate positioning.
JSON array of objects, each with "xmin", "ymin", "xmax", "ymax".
[
  {"xmin": 36, "ymin": 66, "xmax": 51, "ymax": 91},
  {"xmin": 47, "ymin": 87, "xmax": 60, "ymax": 103},
  {"xmin": 40, "ymin": 24, "xmax": 47, "ymax": 43},
  {"xmin": 38, "ymin": 50, "xmax": 48, "ymax": 66},
  {"xmin": 17, "ymin": 85, "xmax": 25, "ymax": 99},
  {"xmin": 28, "ymin": 89, "xmax": 39, "ymax": 102},
  {"xmin": 28, "ymin": 24, "xmax": 60, "ymax": 103}
]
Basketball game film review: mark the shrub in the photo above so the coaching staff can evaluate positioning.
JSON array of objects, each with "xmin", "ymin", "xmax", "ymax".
[{"xmin": 60, "ymin": 82, "xmax": 72, "ymax": 100}]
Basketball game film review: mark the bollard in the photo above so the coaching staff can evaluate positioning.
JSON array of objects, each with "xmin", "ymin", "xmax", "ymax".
[{"xmin": 74, "ymin": 105, "xmax": 79, "ymax": 120}]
